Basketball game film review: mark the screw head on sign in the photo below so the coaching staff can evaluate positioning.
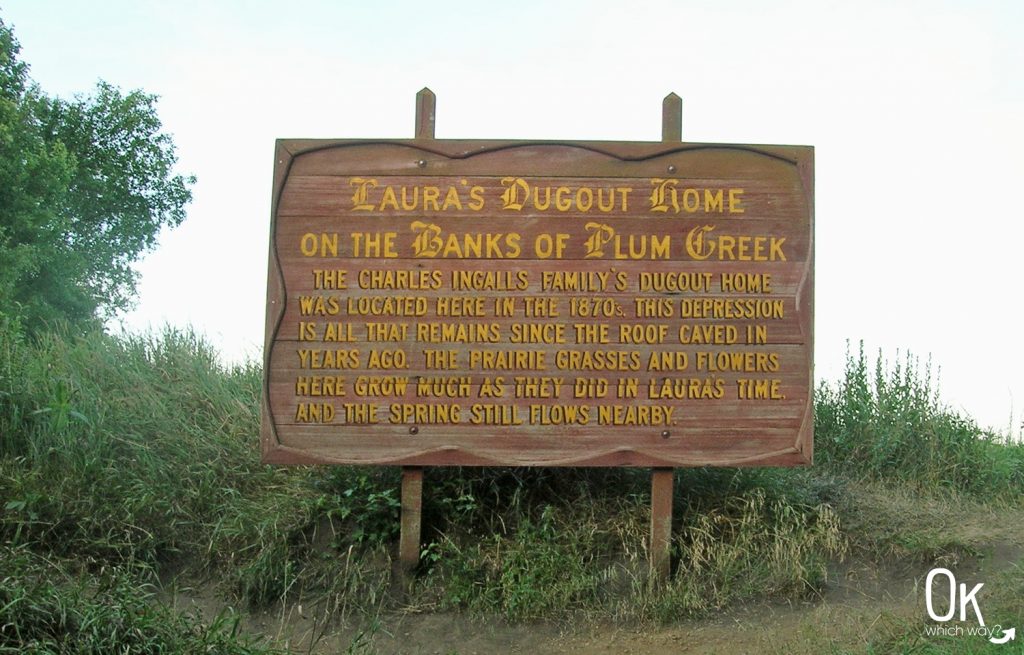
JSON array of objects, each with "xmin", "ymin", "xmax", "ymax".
[
  {"xmin": 417, "ymin": 159, "xmax": 427, "ymax": 168},
  {"xmin": 667, "ymin": 165, "xmax": 677, "ymax": 174},
  {"xmin": 661, "ymin": 430, "xmax": 671, "ymax": 439},
  {"xmin": 409, "ymin": 426, "xmax": 419, "ymax": 435}
]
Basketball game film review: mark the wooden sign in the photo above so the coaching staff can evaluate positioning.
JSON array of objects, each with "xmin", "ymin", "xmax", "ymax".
[{"xmin": 262, "ymin": 128, "xmax": 814, "ymax": 468}]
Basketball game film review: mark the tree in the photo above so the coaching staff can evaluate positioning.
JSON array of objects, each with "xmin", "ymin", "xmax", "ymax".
[
  {"xmin": 0, "ymin": 18, "xmax": 74, "ymax": 324},
  {"xmin": 0, "ymin": 16, "xmax": 194, "ymax": 328}
]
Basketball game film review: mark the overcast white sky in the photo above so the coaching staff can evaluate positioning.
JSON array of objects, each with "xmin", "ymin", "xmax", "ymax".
[{"xmin": 4, "ymin": 0, "xmax": 1022, "ymax": 437}]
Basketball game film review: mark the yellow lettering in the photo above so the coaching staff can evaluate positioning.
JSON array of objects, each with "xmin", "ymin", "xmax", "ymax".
[
  {"xmin": 705, "ymin": 188, "xmax": 724, "ymax": 212},
  {"xmin": 295, "ymin": 402, "xmax": 336, "ymax": 423},
  {"xmin": 648, "ymin": 180, "xmax": 746, "ymax": 214},
  {"xmin": 350, "ymin": 178, "xmax": 377, "ymax": 211},
  {"xmin": 300, "ymin": 233, "xmax": 338, "ymax": 258},
  {"xmin": 512, "ymin": 376, "xmax": 564, "ymax": 398},
  {"xmin": 299, "ymin": 296, "xmax": 342, "ymax": 317},
  {"xmin": 294, "ymin": 376, "xmax": 346, "ymax": 396},
  {"xmin": 297, "ymin": 348, "xmax": 360, "ymax": 369},
  {"xmin": 509, "ymin": 323, "xmax": 566, "ymax": 344},
  {"xmin": 695, "ymin": 351, "xmax": 780, "ymax": 373},
  {"xmin": 469, "ymin": 185, "xmax": 485, "ymax": 210},
  {"xmin": 478, "ymin": 376, "xmax": 505, "ymax": 397},
  {"xmin": 528, "ymin": 404, "xmax": 590, "ymax": 425},
  {"xmin": 721, "ymin": 273, "xmax": 772, "ymax": 294},
  {"xmin": 618, "ymin": 324, "xmax": 668, "ymax": 344},
  {"xmin": 678, "ymin": 324, "xmax": 739, "ymax": 345},
  {"xmin": 595, "ymin": 405, "xmax": 675, "ymax": 426},
  {"xmin": 312, "ymin": 269, "xmax": 347, "ymax": 289},
  {"xmin": 366, "ymin": 349, "xmax": 408, "ymax": 370},
  {"xmin": 469, "ymin": 404, "xmax": 522, "ymax": 425},
  {"xmin": 554, "ymin": 350, "xmax": 641, "ymax": 371},
  {"xmin": 353, "ymin": 375, "xmax": 409, "ymax": 397},
  {"xmin": 350, "ymin": 232, "xmax": 397, "ymax": 258},
  {"xmin": 346, "ymin": 296, "xmax": 428, "ymax": 317},
  {"xmin": 323, "ymin": 322, "xmax": 355, "ymax": 341},
  {"xmin": 422, "ymin": 186, "xmax": 441, "ymax": 211},
  {"xmin": 416, "ymin": 376, "xmax": 472, "ymax": 398},
  {"xmin": 342, "ymin": 403, "xmax": 379, "ymax": 423},
  {"xmin": 387, "ymin": 403, "xmax": 462, "ymax": 424},
  {"xmin": 647, "ymin": 378, "xmax": 725, "ymax": 400},
  {"xmin": 729, "ymin": 188, "xmax": 745, "ymax": 213},
  {"xmin": 555, "ymin": 186, "xmax": 572, "ymax": 211},
  {"xmin": 468, "ymin": 350, "xmax": 547, "ymax": 371},
  {"xmin": 737, "ymin": 378, "xmax": 785, "ymax": 400},
  {"xmin": 379, "ymin": 186, "xmax": 399, "ymax": 211},
  {"xmin": 442, "ymin": 186, "xmax": 463, "ymax": 211}
]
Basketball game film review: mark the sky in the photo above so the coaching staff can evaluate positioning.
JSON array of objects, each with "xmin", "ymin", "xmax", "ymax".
[{"xmin": 3, "ymin": 0, "xmax": 1022, "ymax": 438}]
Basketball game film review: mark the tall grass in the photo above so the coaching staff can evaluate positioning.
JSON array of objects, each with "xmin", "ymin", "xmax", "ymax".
[
  {"xmin": 0, "ymin": 317, "xmax": 398, "ymax": 586},
  {"xmin": 0, "ymin": 321, "xmax": 272, "ymax": 563},
  {"xmin": 0, "ymin": 545, "xmax": 279, "ymax": 653},
  {"xmin": 3, "ymin": 320, "xmax": 1022, "ymax": 647},
  {"xmin": 417, "ymin": 466, "xmax": 845, "ymax": 622},
  {"xmin": 815, "ymin": 342, "xmax": 1024, "ymax": 497}
]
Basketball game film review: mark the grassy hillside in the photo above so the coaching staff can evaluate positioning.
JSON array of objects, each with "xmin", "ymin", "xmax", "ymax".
[{"xmin": 1, "ymin": 319, "xmax": 1022, "ymax": 653}]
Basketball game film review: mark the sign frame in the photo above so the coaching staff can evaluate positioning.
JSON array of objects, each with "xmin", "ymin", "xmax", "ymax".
[{"xmin": 261, "ymin": 95, "xmax": 814, "ymax": 471}]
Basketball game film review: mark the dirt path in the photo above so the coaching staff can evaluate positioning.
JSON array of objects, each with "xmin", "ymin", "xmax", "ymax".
[
  {"xmin": 164, "ymin": 537, "xmax": 1020, "ymax": 654},
  {"xmin": 164, "ymin": 493, "xmax": 1024, "ymax": 654}
]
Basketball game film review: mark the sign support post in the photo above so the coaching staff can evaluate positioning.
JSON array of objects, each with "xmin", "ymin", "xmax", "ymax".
[
  {"xmin": 649, "ymin": 93, "xmax": 683, "ymax": 583},
  {"xmin": 650, "ymin": 467, "xmax": 674, "ymax": 582},
  {"xmin": 399, "ymin": 464, "xmax": 423, "ymax": 576},
  {"xmin": 398, "ymin": 88, "xmax": 437, "ymax": 577}
]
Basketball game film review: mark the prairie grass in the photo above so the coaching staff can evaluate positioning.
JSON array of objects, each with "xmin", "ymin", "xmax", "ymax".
[
  {"xmin": 2, "ymin": 320, "xmax": 1023, "ymax": 650},
  {"xmin": 815, "ymin": 341, "xmax": 1024, "ymax": 497},
  {"xmin": 416, "ymin": 466, "xmax": 845, "ymax": 622},
  {"xmin": 0, "ymin": 321, "xmax": 267, "ymax": 563},
  {"xmin": 0, "ymin": 545, "xmax": 280, "ymax": 654}
]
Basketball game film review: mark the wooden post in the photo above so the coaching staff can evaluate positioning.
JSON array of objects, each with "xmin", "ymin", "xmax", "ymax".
[
  {"xmin": 398, "ymin": 88, "xmax": 435, "ymax": 579},
  {"xmin": 650, "ymin": 468, "xmax": 674, "ymax": 582},
  {"xmin": 415, "ymin": 87, "xmax": 436, "ymax": 139},
  {"xmin": 662, "ymin": 92, "xmax": 682, "ymax": 143},
  {"xmin": 649, "ymin": 92, "xmax": 682, "ymax": 583},
  {"xmin": 399, "ymin": 466, "xmax": 424, "ymax": 575}
]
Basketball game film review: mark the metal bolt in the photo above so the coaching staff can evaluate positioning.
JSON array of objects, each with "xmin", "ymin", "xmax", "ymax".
[
  {"xmin": 409, "ymin": 426, "xmax": 419, "ymax": 435},
  {"xmin": 667, "ymin": 165, "xmax": 677, "ymax": 174},
  {"xmin": 661, "ymin": 430, "xmax": 671, "ymax": 439},
  {"xmin": 417, "ymin": 159, "xmax": 427, "ymax": 168}
]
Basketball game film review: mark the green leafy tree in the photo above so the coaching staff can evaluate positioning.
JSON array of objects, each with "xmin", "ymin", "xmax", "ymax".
[
  {"xmin": 0, "ymin": 18, "xmax": 74, "ymax": 324},
  {"xmin": 0, "ymin": 16, "xmax": 193, "ymax": 328}
]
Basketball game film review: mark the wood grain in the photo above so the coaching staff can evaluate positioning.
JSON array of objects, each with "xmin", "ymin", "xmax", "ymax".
[{"xmin": 262, "ymin": 139, "xmax": 814, "ymax": 468}]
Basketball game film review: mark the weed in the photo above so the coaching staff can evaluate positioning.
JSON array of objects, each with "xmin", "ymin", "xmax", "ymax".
[
  {"xmin": 0, "ymin": 545, "xmax": 280, "ymax": 653},
  {"xmin": 816, "ymin": 342, "xmax": 1024, "ymax": 497}
]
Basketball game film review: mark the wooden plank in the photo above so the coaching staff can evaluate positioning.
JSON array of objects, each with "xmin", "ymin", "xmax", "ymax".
[
  {"xmin": 284, "ymin": 141, "xmax": 812, "ymax": 179},
  {"xmin": 271, "ymin": 218, "xmax": 810, "ymax": 261},
  {"xmin": 266, "ymin": 430, "xmax": 804, "ymax": 467},
  {"xmin": 273, "ymin": 258, "xmax": 809, "ymax": 291},
  {"xmin": 275, "ymin": 174, "xmax": 808, "ymax": 219}
]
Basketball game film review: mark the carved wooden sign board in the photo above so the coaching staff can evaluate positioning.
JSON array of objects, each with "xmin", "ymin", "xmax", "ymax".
[{"xmin": 262, "ymin": 126, "xmax": 814, "ymax": 468}]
